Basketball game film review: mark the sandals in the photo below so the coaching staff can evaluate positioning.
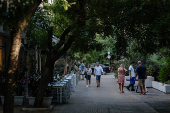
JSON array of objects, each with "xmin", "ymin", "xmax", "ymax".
[
  {"xmin": 141, "ymin": 92, "xmax": 146, "ymax": 95},
  {"xmin": 119, "ymin": 91, "xmax": 124, "ymax": 94}
]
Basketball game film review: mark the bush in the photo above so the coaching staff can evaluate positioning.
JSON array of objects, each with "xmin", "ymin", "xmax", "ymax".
[
  {"xmin": 145, "ymin": 60, "xmax": 161, "ymax": 81},
  {"xmin": 159, "ymin": 57, "xmax": 170, "ymax": 83},
  {"xmin": 114, "ymin": 58, "xmax": 161, "ymax": 80},
  {"xmin": 114, "ymin": 71, "xmax": 118, "ymax": 79}
]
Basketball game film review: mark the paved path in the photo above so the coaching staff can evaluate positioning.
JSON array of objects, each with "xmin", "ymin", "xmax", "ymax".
[
  {"xmin": 51, "ymin": 73, "xmax": 170, "ymax": 113},
  {"xmin": 1, "ymin": 73, "xmax": 170, "ymax": 113}
]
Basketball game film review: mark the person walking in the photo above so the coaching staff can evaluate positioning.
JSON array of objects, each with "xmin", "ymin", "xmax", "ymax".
[
  {"xmin": 74, "ymin": 62, "xmax": 79, "ymax": 73},
  {"xmin": 85, "ymin": 64, "xmax": 92, "ymax": 87},
  {"xmin": 94, "ymin": 62, "xmax": 103, "ymax": 87},
  {"xmin": 74, "ymin": 62, "xmax": 80, "ymax": 81},
  {"xmin": 135, "ymin": 61, "xmax": 147, "ymax": 95},
  {"xmin": 80, "ymin": 61, "xmax": 85, "ymax": 80},
  {"xmin": 118, "ymin": 64, "xmax": 127, "ymax": 93},
  {"xmin": 126, "ymin": 62, "xmax": 135, "ymax": 91}
]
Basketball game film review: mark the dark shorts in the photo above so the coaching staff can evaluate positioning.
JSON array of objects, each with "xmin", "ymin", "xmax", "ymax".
[
  {"xmin": 86, "ymin": 75, "xmax": 91, "ymax": 80},
  {"xmin": 96, "ymin": 75, "xmax": 101, "ymax": 80},
  {"xmin": 130, "ymin": 77, "xmax": 135, "ymax": 84}
]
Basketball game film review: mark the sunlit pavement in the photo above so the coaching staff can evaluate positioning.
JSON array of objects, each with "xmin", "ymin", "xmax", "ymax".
[{"xmin": 0, "ymin": 73, "xmax": 170, "ymax": 113}]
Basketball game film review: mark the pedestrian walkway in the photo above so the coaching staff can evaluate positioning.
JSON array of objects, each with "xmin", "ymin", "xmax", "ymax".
[
  {"xmin": 1, "ymin": 73, "xmax": 170, "ymax": 113},
  {"xmin": 51, "ymin": 73, "xmax": 170, "ymax": 113}
]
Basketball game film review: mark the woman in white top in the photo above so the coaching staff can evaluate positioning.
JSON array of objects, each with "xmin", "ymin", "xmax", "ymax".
[{"xmin": 85, "ymin": 64, "xmax": 92, "ymax": 87}]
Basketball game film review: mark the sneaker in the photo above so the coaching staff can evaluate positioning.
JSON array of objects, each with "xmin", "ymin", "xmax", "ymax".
[
  {"xmin": 86, "ymin": 85, "xmax": 88, "ymax": 87},
  {"xmin": 131, "ymin": 89, "xmax": 135, "ymax": 91},
  {"xmin": 89, "ymin": 84, "xmax": 91, "ymax": 87}
]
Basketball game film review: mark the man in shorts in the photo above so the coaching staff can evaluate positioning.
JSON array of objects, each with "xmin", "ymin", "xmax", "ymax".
[
  {"xmin": 135, "ymin": 61, "xmax": 147, "ymax": 95},
  {"xmin": 94, "ymin": 62, "xmax": 103, "ymax": 87}
]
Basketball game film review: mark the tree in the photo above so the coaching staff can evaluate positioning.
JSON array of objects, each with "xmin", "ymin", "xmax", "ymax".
[
  {"xmin": 34, "ymin": 0, "xmax": 128, "ymax": 107},
  {"xmin": 1, "ymin": 0, "xmax": 170, "ymax": 110},
  {"xmin": 114, "ymin": 0, "xmax": 170, "ymax": 55},
  {"xmin": 0, "ymin": 1, "xmax": 42, "ymax": 112},
  {"xmin": 0, "ymin": 0, "xmax": 75, "ymax": 111},
  {"xmin": 33, "ymin": 0, "xmax": 170, "ymax": 107}
]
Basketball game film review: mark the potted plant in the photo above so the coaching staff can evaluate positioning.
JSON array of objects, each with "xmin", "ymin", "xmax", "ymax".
[
  {"xmin": 62, "ymin": 74, "xmax": 65, "ymax": 81},
  {"xmin": 14, "ymin": 77, "xmax": 29, "ymax": 105},
  {"xmin": 60, "ymin": 76, "xmax": 63, "ymax": 82},
  {"xmin": 152, "ymin": 57, "xmax": 170, "ymax": 93},
  {"xmin": 27, "ymin": 76, "xmax": 38, "ymax": 106},
  {"xmin": 114, "ymin": 71, "xmax": 118, "ymax": 79},
  {"xmin": 28, "ymin": 74, "xmax": 53, "ymax": 106},
  {"xmin": 28, "ymin": 88, "xmax": 53, "ymax": 107},
  {"xmin": 57, "ymin": 78, "xmax": 61, "ymax": 81},
  {"xmin": 0, "ymin": 77, "xmax": 28, "ymax": 105},
  {"xmin": 43, "ymin": 88, "xmax": 53, "ymax": 107}
]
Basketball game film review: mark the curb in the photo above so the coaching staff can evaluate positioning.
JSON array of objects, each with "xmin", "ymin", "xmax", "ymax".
[{"xmin": 21, "ymin": 105, "xmax": 54, "ymax": 111}]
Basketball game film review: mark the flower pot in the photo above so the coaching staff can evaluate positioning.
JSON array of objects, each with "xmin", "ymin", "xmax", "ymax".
[
  {"xmin": 14, "ymin": 96, "xmax": 24, "ymax": 105},
  {"xmin": 165, "ymin": 84, "xmax": 170, "ymax": 94},
  {"xmin": 28, "ymin": 97, "xmax": 53, "ymax": 106},
  {"xmin": 152, "ymin": 81, "xmax": 164, "ymax": 92},
  {"xmin": 152, "ymin": 81, "xmax": 158, "ymax": 89},
  {"xmin": 42, "ymin": 97, "xmax": 53, "ymax": 106},
  {"xmin": 145, "ymin": 76, "xmax": 154, "ymax": 87},
  {"xmin": 158, "ymin": 82, "xmax": 165, "ymax": 92},
  {"xmin": 152, "ymin": 81, "xmax": 170, "ymax": 94},
  {"xmin": 0, "ymin": 96, "xmax": 24, "ymax": 105},
  {"xmin": 27, "ymin": 97, "xmax": 35, "ymax": 106}
]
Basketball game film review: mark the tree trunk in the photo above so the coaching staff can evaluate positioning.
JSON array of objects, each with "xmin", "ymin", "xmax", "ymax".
[
  {"xmin": 3, "ymin": 23, "xmax": 27, "ymax": 113},
  {"xmin": 34, "ymin": 26, "xmax": 55, "ymax": 107},
  {"xmin": 34, "ymin": 61, "xmax": 54, "ymax": 107},
  {"xmin": 34, "ymin": 35, "xmax": 75, "ymax": 107},
  {"xmin": 3, "ymin": 1, "xmax": 42, "ymax": 111}
]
